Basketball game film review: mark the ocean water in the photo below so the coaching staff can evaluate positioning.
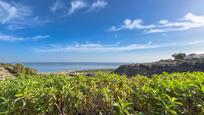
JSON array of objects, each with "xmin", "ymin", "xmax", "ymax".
[{"xmin": 23, "ymin": 62, "xmax": 126, "ymax": 72}]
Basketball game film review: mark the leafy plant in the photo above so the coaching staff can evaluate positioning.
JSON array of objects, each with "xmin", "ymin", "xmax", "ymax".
[{"xmin": 0, "ymin": 72, "xmax": 204, "ymax": 114}]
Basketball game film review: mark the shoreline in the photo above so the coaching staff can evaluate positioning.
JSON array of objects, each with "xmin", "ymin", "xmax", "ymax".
[{"xmin": 39, "ymin": 68, "xmax": 115, "ymax": 75}]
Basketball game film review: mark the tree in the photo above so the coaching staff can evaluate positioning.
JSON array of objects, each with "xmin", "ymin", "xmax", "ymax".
[{"xmin": 172, "ymin": 53, "xmax": 186, "ymax": 60}]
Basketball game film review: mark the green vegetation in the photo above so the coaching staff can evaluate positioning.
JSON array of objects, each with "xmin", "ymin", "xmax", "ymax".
[{"xmin": 0, "ymin": 72, "xmax": 204, "ymax": 114}]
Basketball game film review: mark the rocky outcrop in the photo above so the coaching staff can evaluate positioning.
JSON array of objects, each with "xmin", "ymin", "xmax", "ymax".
[
  {"xmin": 114, "ymin": 58, "xmax": 204, "ymax": 77},
  {"xmin": 1, "ymin": 63, "xmax": 38, "ymax": 76},
  {"xmin": 0, "ymin": 67, "xmax": 13, "ymax": 80},
  {"xmin": 0, "ymin": 63, "xmax": 38, "ymax": 80}
]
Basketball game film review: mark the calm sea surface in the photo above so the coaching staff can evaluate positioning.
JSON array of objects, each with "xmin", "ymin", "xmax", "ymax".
[{"xmin": 23, "ymin": 62, "xmax": 127, "ymax": 72}]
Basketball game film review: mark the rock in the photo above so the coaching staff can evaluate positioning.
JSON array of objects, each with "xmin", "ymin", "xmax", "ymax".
[
  {"xmin": 84, "ymin": 73, "xmax": 96, "ymax": 77},
  {"xmin": 0, "ymin": 67, "xmax": 13, "ymax": 80},
  {"xmin": 67, "ymin": 72, "xmax": 80, "ymax": 77}
]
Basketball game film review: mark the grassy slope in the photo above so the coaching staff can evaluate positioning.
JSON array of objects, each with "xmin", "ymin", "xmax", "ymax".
[{"xmin": 0, "ymin": 72, "xmax": 204, "ymax": 114}]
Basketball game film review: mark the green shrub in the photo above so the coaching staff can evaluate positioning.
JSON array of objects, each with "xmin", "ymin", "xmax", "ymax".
[
  {"xmin": 24, "ymin": 67, "xmax": 38, "ymax": 75},
  {"xmin": 13, "ymin": 64, "xmax": 26, "ymax": 74},
  {"xmin": 0, "ymin": 72, "xmax": 203, "ymax": 114}
]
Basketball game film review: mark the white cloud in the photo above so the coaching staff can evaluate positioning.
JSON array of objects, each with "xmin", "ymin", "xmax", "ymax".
[
  {"xmin": 0, "ymin": 34, "xmax": 49, "ymax": 42},
  {"xmin": 108, "ymin": 19, "xmax": 155, "ymax": 32},
  {"xmin": 35, "ymin": 40, "xmax": 204, "ymax": 53},
  {"xmin": 88, "ymin": 0, "xmax": 108, "ymax": 11},
  {"xmin": 68, "ymin": 0, "xmax": 88, "ymax": 15},
  {"xmin": 109, "ymin": 13, "xmax": 204, "ymax": 33},
  {"xmin": 50, "ymin": 0, "xmax": 66, "ymax": 13}
]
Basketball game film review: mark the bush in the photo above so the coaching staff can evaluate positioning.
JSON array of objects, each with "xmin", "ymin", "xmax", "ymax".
[
  {"xmin": 172, "ymin": 53, "xmax": 186, "ymax": 60},
  {"xmin": 25, "ymin": 67, "xmax": 38, "ymax": 75},
  {"xmin": 13, "ymin": 63, "xmax": 26, "ymax": 74}
]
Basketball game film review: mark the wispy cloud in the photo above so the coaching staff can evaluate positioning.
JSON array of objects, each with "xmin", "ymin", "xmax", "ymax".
[
  {"xmin": 0, "ymin": 34, "xmax": 24, "ymax": 41},
  {"xmin": 0, "ymin": 1, "xmax": 32, "ymax": 24},
  {"xmin": 50, "ymin": 0, "xmax": 108, "ymax": 15},
  {"xmin": 109, "ymin": 13, "xmax": 204, "ymax": 33},
  {"xmin": 87, "ymin": 0, "xmax": 108, "ymax": 12},
  {"xmin": 68, "ymin": 0, "xmax": 88, "ymax": 15},
  {"xmin": 35, "ymin": 40, "xmax": 204, "ymax": 53},
  {"xmin": 50, "ymin": 0, "xmax": 66, "ymax": 13},
  {"xmin": 0, "ymin": 34, "xmax": 49, "ymax": 42},
  {"xmin": 29, "ymin": 35, "xmax": 50, "ymax": 41},
  {"xmin": 0, "ymin": 1, "xmax": 50, "ymax": 30},
  {"xmin": 7, "ymin": 16, "xmax": 50, "ymax": 30}
]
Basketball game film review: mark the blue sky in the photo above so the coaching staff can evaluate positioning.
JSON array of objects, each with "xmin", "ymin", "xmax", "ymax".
[{"xmin": 0, "ymin": 0, "xmax": 204, "ymax": 62}]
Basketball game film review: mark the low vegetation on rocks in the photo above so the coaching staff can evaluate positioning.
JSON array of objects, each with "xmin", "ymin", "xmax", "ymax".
[{"xmin": 114, "ymin": 53, "xmax": 204, "ymax": 76}]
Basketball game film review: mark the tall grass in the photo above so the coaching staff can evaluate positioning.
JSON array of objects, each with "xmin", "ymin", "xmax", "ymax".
[{"xmin": 0, "ymin": 72, "xmax": 204, "ymax": 114}]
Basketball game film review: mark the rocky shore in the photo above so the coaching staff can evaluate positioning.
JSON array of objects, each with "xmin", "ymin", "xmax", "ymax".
[{"xmin": 114, "ymin": 53, "xmax": 204, "ymax": 76}]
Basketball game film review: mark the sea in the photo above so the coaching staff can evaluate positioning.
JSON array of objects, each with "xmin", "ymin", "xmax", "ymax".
[{"xmin": 22, "ymin": 62, "xmax": 128, "ymax": 72}]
